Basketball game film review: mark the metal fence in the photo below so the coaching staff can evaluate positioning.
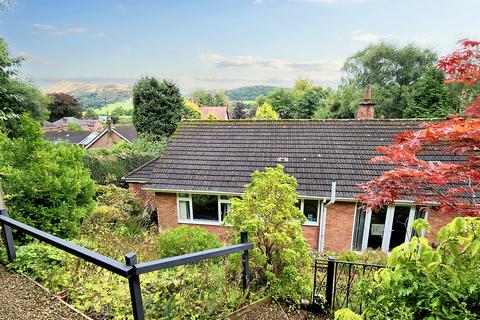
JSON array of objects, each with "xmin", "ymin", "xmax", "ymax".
[
  {"xmin": 312, "ymin": 257, "xmax": 384, "ymax": 314},
  {"xmin": 0, "ymin": 208, "xmax": 253, "ymax": 320}
]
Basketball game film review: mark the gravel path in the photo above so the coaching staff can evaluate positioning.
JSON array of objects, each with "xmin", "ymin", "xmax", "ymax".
[{"xmin": 0, "ymin": 265, "xmax": 88, "ymax": 320}]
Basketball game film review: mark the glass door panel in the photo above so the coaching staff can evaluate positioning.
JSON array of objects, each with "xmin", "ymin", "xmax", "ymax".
[
  {"xmin": 367, "ymin": 207, "xmax": 387, "ymax": 250},
  {"xmin": 389, "ymin": 206, "xmax": 411, "ymax": 251}
]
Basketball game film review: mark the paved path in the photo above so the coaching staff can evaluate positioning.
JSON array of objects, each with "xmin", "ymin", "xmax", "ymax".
[{"xmin": 0, "ymin": 265, "xmax": 88, "ymax": 320}]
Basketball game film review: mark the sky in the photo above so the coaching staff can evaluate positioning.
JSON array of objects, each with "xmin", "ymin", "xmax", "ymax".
[{"xmin": 1, "ymin": 0, "xmax": 480, "ymax": 92}]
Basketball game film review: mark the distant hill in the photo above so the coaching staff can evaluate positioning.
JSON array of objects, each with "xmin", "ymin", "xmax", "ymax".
[
  {"xmin": 44, "ymin": 81, "xmax": 132, "ymax": 109},
  {"xmin": 225, "ymin": 85, "xmax": 278, "ymax": 101}
]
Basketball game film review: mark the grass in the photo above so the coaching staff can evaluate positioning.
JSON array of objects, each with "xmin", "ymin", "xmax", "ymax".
[{"xmin": 94, "ymin": 100, "xmax": 133, "ymax": 115}]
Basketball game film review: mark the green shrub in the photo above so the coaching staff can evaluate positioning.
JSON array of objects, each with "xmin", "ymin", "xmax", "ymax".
[
  {"xmin": 351, "ymin": 217, "xmax": 480, "ymax": 320},
  {"xmin": 0, "ymin": 115, "xmax": 95, "ymax": 239},
  {"xmin": 225, "ymin": 164, "xmax": 312, "ymax": 302},
  {"xmin": 83, "ymin": 134, "xmax": 165, "ymax": 187},
  {"xmin": 5, "ymin": 241, "xmax": 72, "ymax": 291},
  {"xmin": 318, "ymin": 249, "xmax": 387, "ymax": 265},
  {"xmin": 156, "ymin": 226, "xmax": 222, "ymax": 258}
]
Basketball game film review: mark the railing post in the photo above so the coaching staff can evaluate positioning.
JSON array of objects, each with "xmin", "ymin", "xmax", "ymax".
[
  {"xmin": 240, "ymin": 231, "xmax": 250, "ymax": 291},
  {"xmin": 325, "ymin": 256, "xmax": 335, "ymax": 310},
  {"xmin": 311, "ymin": 258, "xmax": 318, "ymax": 303},
  {"xmin": 125, "ymin": 253, "xmax": 144, "ymax": 320},
  {"xmin": 0, "ymin": 209, "xmax": 16, "ymax": 261}
]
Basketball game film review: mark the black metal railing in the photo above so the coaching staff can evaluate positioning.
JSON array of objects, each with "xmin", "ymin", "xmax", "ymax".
[
  {"xmin": 0, "ymin": 208, "xmax": 253, "ymax": 320},
  {"xmin": 312, "ymin": 257, "xmax": 384, "ymax": 314}
]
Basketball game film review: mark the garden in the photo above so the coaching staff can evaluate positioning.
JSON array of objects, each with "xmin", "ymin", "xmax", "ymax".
[{"xmin": 0, "ymin": 33, "xmax": 479, "ymax": 319}]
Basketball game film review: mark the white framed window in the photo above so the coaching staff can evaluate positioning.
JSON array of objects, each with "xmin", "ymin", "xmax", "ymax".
[
  {"xmin": 177, "ymin": 193, "xmax": 232, "ymax": 225},
  {"xmin": 297, "ymin": 199, "xmax": 321, "ymax": 226},
  {"xmin": 351, "ymin": 204, "xmax": 429, "ymax": 252}
]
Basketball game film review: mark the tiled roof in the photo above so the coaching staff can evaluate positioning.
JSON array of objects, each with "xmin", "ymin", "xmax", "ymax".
[
  {"xmin": 199, "ymin": 106, "xmax": 229, "ymax": 120},
  {"xmin": 113, "ymin": 125, "xmax": 137, "ymax": 142},
  {"xmin": 43, "ymin": 131, "xmax": 96, "ymax": 145},
  {"xmin": 126, "ymin": 119, "xmax": 460, "ymax": 199}
]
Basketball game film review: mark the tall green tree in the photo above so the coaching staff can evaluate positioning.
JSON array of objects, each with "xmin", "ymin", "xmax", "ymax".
[
  {"xmin": 190, "ymin": 89, "xmax": 227, "ymax": 106},
  {"xmin": 266, "ymin": 88, "xmax": 295, "ymax": 118},
  {"xmin": 254, "ymin": 102, "xmax": 279, "ymax": 120},
  {"xmin": 0, "ymin": 39, "xmax": 49, "ymax": 133},
  {"xmin": 0, "ymin": 115, "xmax": 95, "ymax": 238},
  {"xmin": 132, "ymin": 77, "xmax": 184, "ymax": 136},
  {"xmin": 342, "ymin": 42, "xmax": 438, "ymax": 118},
  {"xmin": 403, "ymin": 68, "xmax": 455, "ymax": 118},
  {"xmin": 47, "ymin": 92, "xmax": 82, "ymax": 121}
]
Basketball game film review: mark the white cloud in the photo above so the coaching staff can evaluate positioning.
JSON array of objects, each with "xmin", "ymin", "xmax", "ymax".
[
  {"xmin": 201, "ymin": 53, "xmax": 342, "ymax": 73},
  {"xmin": 33, "ymin": 23, "xmax": 98, "ymax": 37},
  {"xmin": 351, "ymin": 31, "xmax": 395, "ymax": 42},
  {"xmin": 67, "ymin": 27, "xmax": 88, "ymax": 33},
  {"xmin": 32, "ymin": 23, "xmax": 57, "ymax": 30}
]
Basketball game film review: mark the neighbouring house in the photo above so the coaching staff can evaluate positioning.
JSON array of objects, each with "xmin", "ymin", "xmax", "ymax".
[
  {"xmin": 84, "ymin": 124, "xmax": 137, "ymax": 149},
  {"xmin": 42, "ymin": 117, "xmax": 103, "ymax": 132},
  {"xmin": 124, "ymin": 90, "xmax": 461, "ymax": 252},
  {"xmin": 199, "ymin": 106, "xmax": 229, "ymax": 120},
  {"xmin": 44, "ymin": 130, "xmax": 100, "ymax": 148},
  {"xmin": 44, "ymin": 124, "xmax": 137, "ymax": 149}
]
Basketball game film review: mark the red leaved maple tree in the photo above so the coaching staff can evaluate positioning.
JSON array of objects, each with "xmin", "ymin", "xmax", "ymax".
[{"xmin": 357, "ymin": 39, "xmax": 480, "ymax": 217}]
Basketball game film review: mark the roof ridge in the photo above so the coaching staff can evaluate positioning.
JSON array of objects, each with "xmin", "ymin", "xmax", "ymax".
[{"xmin": 180, "ymin": 118, "xmax": 444, "ymax": 123}]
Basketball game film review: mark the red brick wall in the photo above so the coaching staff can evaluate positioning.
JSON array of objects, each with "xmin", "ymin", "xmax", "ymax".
[
  {"xmin": 425, "ymin": 209, "xmax": 458, "ymax": 243},
  {"xmin": 128, "ymin": 183, "xmax": 155, "ymax": 206},
  {"xmin": 302, "ymin": 225, "xmax": 319, "ymax": 249},
  {"xmin": 88, "ymin": 131, "xmax": 124, "ymax": 149},
  {"xmin": 324, "ymin": 202, "xmax": 356, "ymax": 251}
]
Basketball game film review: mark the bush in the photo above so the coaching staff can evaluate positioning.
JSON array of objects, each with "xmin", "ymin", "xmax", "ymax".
[
  {"xmin": 156, "ymin": 226, "xmax": 222, "ymax": 258},
  {"xmin": 317, "ymin": 249, "xmax": 388, "ymax": 265},
  {"xmin": 0, "ymin": 115, "xmax": 95, "ymax": 239},
  {"xmin": 350, "ymin": 217, "xmax": 480, "ymax": 319},
  {"xmin": 83, "ymin": 135, "xmax": 165, "ymax": 186},
  {"xmin": 5, "ymin": 242, "xmax": 72, "ymax": 291},
  {"xmin": 225, "ymin": 164, "xmax": 312, "ymax": 302}
]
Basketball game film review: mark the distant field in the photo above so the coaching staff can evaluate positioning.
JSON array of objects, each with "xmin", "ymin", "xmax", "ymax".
[{"xmin": 94, "ymin": 100, "xmax": 133, "ymax": 115}]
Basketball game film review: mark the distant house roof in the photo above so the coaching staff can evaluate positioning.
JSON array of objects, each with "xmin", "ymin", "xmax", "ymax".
[
  {"xmin": 43, "ymin": 131, "xmax": 99, "ymax": 146},
  {"xmin": 83, "ymin": 124, "xmax": 137, "ymax": 149},
  {"xmin": 199, "ymin": 106, "xmax": 228, "ymax": 120},
  {"xmin": 125, "ymin": 119, "xmax": 461, "ymax": 200},
  {"xmin": 113, "ymin": 125, "xmax": 138, "ymax": 142}
]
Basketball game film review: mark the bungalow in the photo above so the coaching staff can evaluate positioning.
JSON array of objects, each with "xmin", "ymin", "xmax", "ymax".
[
  {"xmin": 44, "ymin": 124, "xmax": 137, "ymax": 149},
  {"xmin": 124, "ymin": 93, "xmax": 459, "ymax": 252}
]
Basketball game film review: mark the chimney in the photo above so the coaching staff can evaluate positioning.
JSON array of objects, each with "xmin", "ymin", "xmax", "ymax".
[{"xmin": 356, "ymin": 85, "xmax": 375, "ymax": 120}]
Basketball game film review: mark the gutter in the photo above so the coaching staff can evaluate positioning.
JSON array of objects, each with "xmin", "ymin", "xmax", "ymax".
[{"xmin": 318, "ymin": 181, "xmax": 336, "ymax": 252}]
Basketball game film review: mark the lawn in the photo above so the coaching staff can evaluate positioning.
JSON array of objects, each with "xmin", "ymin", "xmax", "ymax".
[{"xmin": 94, "ymin": 100, "xmax": 133, "ymax": 115}]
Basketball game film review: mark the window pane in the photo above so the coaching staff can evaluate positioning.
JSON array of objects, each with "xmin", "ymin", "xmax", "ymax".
[
  {"xmin": 295, "ymin": 200, "xmax": 301, "ymax": 210},
  {"xmin": 219, "ymin": 195, "xmax": 230, "ymax": 200},
  {"xmin": 192, "ymin": 194, "xmax": 218, "ymax": 221},
  {"xmin": 389, "ymin": 206, "xmax": 411, "ymax": 251},
  {"xmin": 303, "ymin": 200, "xmax": 318, "ymax": 222},
  {"xmin": 221, "ymin": 202, "xmax": 231, "ymax": 221},
  {"xmin": 352, "ymin": 207, "xmax": 366, "ymax": 251},
  {"xmin": 368, "ymin": 206, "xmax": 387, "ymax": 250},
  {"xmin": 179, "ymin": 200, "xmax": 190, "ymax": 220}
]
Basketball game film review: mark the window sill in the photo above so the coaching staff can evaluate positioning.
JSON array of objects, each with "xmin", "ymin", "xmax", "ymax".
[
  {"xmin": 178, "ymin": 219, "xmax": 223, "ymax": 226},
  {"xmin": 303, "ymin": 222, "xmax": 319, "ymax": 227}
]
